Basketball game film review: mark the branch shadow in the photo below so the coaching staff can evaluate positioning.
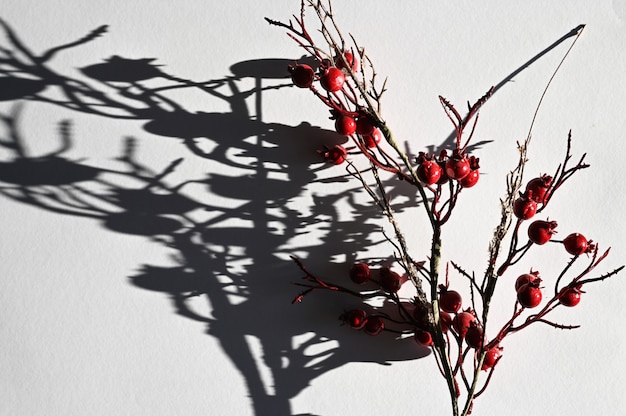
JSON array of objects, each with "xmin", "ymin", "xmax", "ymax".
[{"xmin": 0, "ymin": 19, "xmax": 430, "ymax": 416}]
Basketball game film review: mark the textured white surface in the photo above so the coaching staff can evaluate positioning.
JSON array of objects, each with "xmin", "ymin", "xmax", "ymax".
[{"xmin": 1, "ymin": 1, "xmax": 625, "ymax": 415}]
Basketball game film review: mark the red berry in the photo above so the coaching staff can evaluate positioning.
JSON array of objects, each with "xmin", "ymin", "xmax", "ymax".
[
  {"xmin": 465, "ymin": 322, "xmax": 483, "ymax": 349},
  {"xmin": 379, "ymin": 267, "xmax": 402, "ymax": 293},
  {"xmin": 513, "ymin": 192, "xmax": 537, "ymax": 220},
  {"xmin": 563, "ymin": 233, "xmax": 589, "ymax": 256},
  {"xmin": 517, "ymin": 281, "xmax": 542, "ymax": 308},
  {"xmin": 417, "ymin": 159, "xmax": 443, "ymax": 185},
  {"xmin": 289, "ymin": 64, "xmax": 315, "ymax": 88},
  {"xmin": 345, "ymin": 309, "xmax": 368, "ymax": 330},
  {"xmin": 460, "ymin": 169, "xmax": 479, "ymax": 188},
  {"xmin": 445, "ymin": 154, "xmax": 471, "ymax": 180},
  {"xmin": 321, "ymin": 145, "xmax": 347, "ymax": 164},
  {"xmin": 436, "ymin": 160, "xmax": 450, "ymax": 185},
  {"xmin": 439, "ymin": 310, "xmax": 452, "ymax": 333},
  {"xmin": 482, "ymin": 345, "xmax": 503, "ymax": 371},
  {"xmin": 349, "ymin": 262, "xmax": 370, "ymax": 284},
  {"xmin": 414, "ymin": 329, "xmax": 433, "ymax": 346},
  {"xmin": 439, "ymin": 286, "xmax": 463, "ymax": 313},
  {"xmin": 335, "ymin": 115, "xmax": 357, "ymax": 136},
  {"xmin": 528, "ymin": 219, "xmax": 557, "ymax": 245},
  {"xmin": 460, "ymin": 156, "xmax": 480, "ymax": 187},
  {"xmin": 559, "ymin": 285, "xmax": 583, "ymax": 307},
  {"xmin": 364, "ymin": 316, "xmax": 384, "ymax": 336},
  {"xmin": 320, "ymin": 67, "xmax": 345, "ymax": 92},
  {"xmin": 334, "ymin": 50, "xmax": 358, "ymax": 72},
  {"xmin": 356, "ymin": 115, "xmax": 375, "ymax": 136},
  {"xmin": 525, "ymin": 175, "xmax": 552, "ymax": 204},
  {"xmin": 515, "ymin": 271, "xmax": 541, "ymax": 291},
  {"xmin": 453, "ymin": 309, "xmax": 475, "ymax": 338},
  {"xmin": 362, "ymin": 128, "xmax": 382, "ymax": 148}
]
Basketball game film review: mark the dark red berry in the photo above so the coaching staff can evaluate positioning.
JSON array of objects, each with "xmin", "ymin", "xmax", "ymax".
[
  {"xmin": 482, "ymin": 345, "xmax": 503, "ymax": 371},
  {"xmin": 356, "ymin": 115, "xmax": 375, "ymax": 136},
  {"xmin": 436, "ymin": 160, "xmax": 450, "ymax": 185},
  {"xmin": 563, "ymin": 233, "xmax": 589, "ymax": 256},
  {"xmin": 364, "ymin": 316, "xmax": 384, "ymax": 336},
  {"xmin": 515, "ymin": 271, "xmax": 541, "ymax": 291},
  {"xmin": 525, "ymin": 175, "xmax": 552, "ymax": 204},
  {"xmin": 445, "ymin": 154, "xmax": 471, "ymax": 180},
  {"xmin": 453, "ymin": 309, "xmax": 475, "ymax": 338},
  {"xmin": 465, "ymin": 321, "xmax": 483, "ymax": 349},
  {"xmin": 517, "ymin": 281, "xmax": 542, "ymax": 308},
  {"xmin": 513, "ymin": 192, "xmax": 537, "ymax": 220},
  {"xmin": 335, "ymin": 115, "xmax": 357, "ymax": 136},
  {"xmin": 439, "ymin": 310, "xmax": 452, "ymax": 333},
  {"xmin": 528, "ymin": 219, "xmax": 557, "ymax": 245},
  {"xmin": 345, "ymin": 309, "xmax": 368, "ymax": 330},
  {"xmin": 439, "ymin": 286, "xmax": 463, "ymax": 313},
  {"xmin": 559, "ymin": 285, "xmax": 583, "ymax": 307},
  {"xmin": 379, "ymin": 267, "xmax": 402, "ymax": 293},
  {"xmin": 289, "ymin": 64, "xmax": 315, "ymax": 88},
  {"xmin": 349, "ymin": 262, "xmax": 370, "ymax": 284},
  {"xmin": 320, "ymin": 67, "xmax": 345, "ymax": 92},
  {"xmin": 362, "ymin": 128, "xmax": 382, "ymax": 148},
  {"xmin": 414, "ymin": 329, "xmax": 433, "ymax": 346}
]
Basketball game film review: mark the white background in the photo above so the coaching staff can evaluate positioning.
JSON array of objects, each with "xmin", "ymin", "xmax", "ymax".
[{"xmin": 1, "ymin": 1, "xmax": 625, "ymax": 415}]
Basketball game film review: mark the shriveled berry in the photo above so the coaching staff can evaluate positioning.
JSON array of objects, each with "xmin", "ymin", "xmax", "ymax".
[
  {"xmin": 528, "ymin": 219, "xmax": 557, "ymax": 245},
  {"xmin": 453, "ymin": 309, "xmax": 475, "ymax": 338},
  {"xmin": 364, "ymin": 316, "xmax": 384, "ymax": 336},
  {"xmin": 515, "ymin": 271, "xmax": 541, "ymax": 291},
  {"xmin": 362, "ymin": 128, "xmax": 382, "ymax": 148},
  {"xmin": 345, "ymin": 309, "xmax": 368, "ymax": 330},
  {"xmin": 513, "ymin": 192, "xmax": 537, "ymax": 220},
  {"xmin": 289, "ymin": 64, "xmax": 315, "ymax": 88},
  {"xmin": 559, "ymin": 285, "xmax": 583, "ymax": 307},
  {"xmin": 379, "ymin": 267, "xmax": 402, "ymax": 293},
  {"xmin": 349, "ymin": 262, "xmax": 370, "ymax": 284},
  {"xmin": 563, "ymin": 233, "xmax": 589, "ymax": 256},
  {"xmin": 482, "ymin": 345, "xmax": 503, "ymax": 371},
  {"xmin": 517, "ymin": 281, "xmax": 542, "ymax": 308},
  {"xmin": 320, "ymin": 67, "xmax": 345, "ymax": 92},
  {"xmin": 414, "ymin": 329, "xmax": 433, "ymax": 346},
  {"xmin": 525, "ymin": 175, "xmax": 552, "ymax": 204},
  {"xmin": 335, "ymin": 115, "xmax": 357, "ymax": 136},
  {"xmin": 439, "ymin": 286, "xmax": 463, "ymax": 313}
]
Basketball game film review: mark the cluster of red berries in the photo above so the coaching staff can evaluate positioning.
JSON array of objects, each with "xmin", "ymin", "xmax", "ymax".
[
  {"xmin": 416, "ymin": 150, "xmax": 480, "ymax": 188},
  {"xmin": 349, "ymin": 262, "xmax": 404, "ymax": 293},
  {"xmin": 289, "ymin": 51, "xmax": 386, "ymax": 165},
  {"xmin": 513, "ymin": 175, "xmax": 594, "ymax": 253},
  {"xmin": 343, "ymin": 308, "xmax": 385, "ymax": 336},
  {"xmin": 436, "ymin": 286, "xmax": 501, "ymax": 371},
  {"xmin": 346, "ymin": 260, "xmax": 503, "ymax": 371},
  {"xmin": 514, "ymin": 270, "xmax": 584, "ymax": 309}
]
